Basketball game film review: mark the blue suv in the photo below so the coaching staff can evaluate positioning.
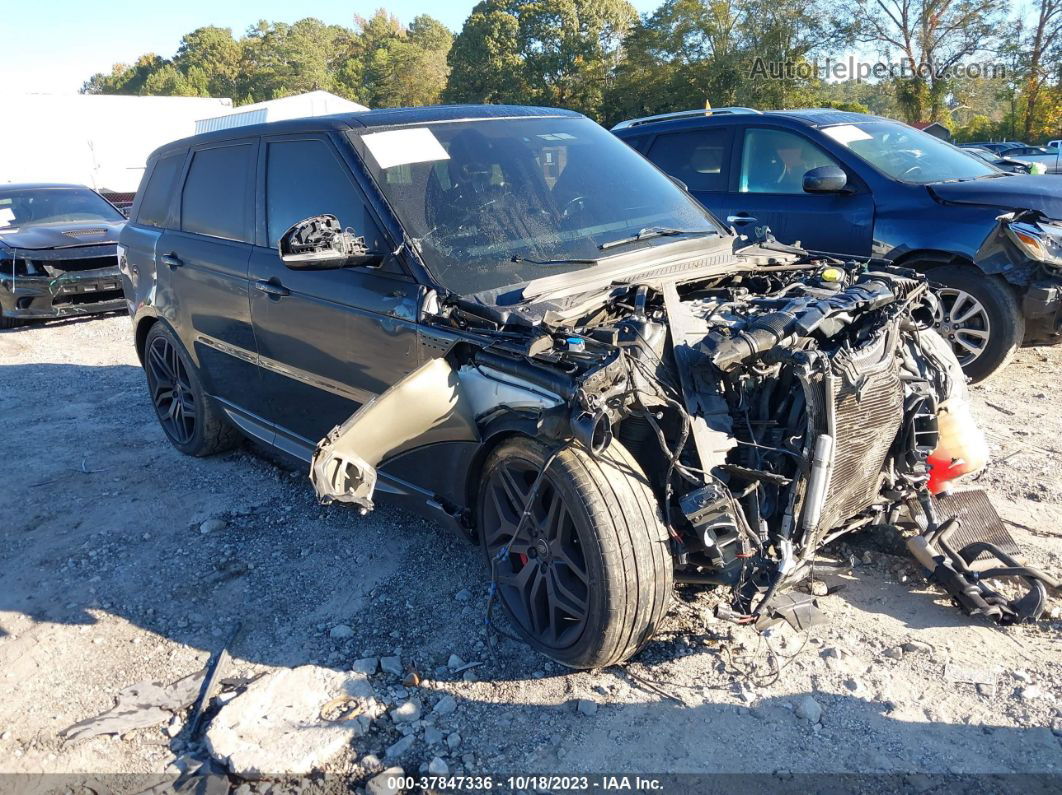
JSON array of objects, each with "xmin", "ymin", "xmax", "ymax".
[{"xmin": 613, "ymin": 108, "xmax": 1062, "ymax": 381}]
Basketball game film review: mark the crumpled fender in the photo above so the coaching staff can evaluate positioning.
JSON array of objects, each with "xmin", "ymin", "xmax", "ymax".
[{"xmin": 309, "ymin": 355, "xmax": 565, "ymax": 511}]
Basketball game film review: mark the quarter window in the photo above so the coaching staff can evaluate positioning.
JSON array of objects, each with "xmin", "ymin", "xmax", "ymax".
[
  {"xmin": 646, "ymin": 130, "xmax": 731, "ymax": 192},
  {"xmin": 739, "ymin": 129, "xmax": 840, "ymax": 194},
  {"xmin": 137, "ymin": 153, "xmax": 184, "ymax": 228},
  {"xmin": 181, "ymin": 144, "xmax": 253, "ymax": 241},
  {"xmin": 265, "ymin": 139, "xmax": 378, "ymax": 249}
]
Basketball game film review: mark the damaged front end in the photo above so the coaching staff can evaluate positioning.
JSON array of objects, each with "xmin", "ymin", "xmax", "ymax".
[{"xmin": 311, "ymin": 253, "xmax": 1057, "ymax": 633}]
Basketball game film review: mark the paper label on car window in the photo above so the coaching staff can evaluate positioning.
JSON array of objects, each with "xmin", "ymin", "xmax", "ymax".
[
  {"xmin": 0, "ymin": 208, "xmax": 15, "ymax": 224},
  {"xmin": 361, "ymin": 128, "xmax": 450, "ymax": 170},
  {"xmin": 824, "ymin": 124, "xmax": 873, "ymax": 146}
]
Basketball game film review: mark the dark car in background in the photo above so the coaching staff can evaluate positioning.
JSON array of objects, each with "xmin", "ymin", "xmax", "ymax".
[
  {"xmin": 614, "ymin": 109, "xmax": 1062, "ymax": 381},
  {"xmin": 0, "ymin": 184, "xmax": 126, "ymax": 328}
]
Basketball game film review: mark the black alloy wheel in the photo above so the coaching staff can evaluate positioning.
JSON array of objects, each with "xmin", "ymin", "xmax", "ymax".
[
  {"xmin": 147, "ymin": 333, "xmax": 198, "ymax": 446},
  {"xmin": 482, "ymin": 461, "xmax": 591, "ymax": 650},
  {"xmin": 141, "ymin": 323, "xmax": 238, "ymax": 457},
  {"xmin": 478, "ymin": 437, "xmax": 672, "ymax": 669}
]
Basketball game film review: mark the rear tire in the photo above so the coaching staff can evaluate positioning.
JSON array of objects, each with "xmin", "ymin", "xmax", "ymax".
[
  {"xmin": 143, "ymin": 323, "xmax": 239, "ymax": 456},
  {"xmin": 925, "ymin": 264, "xmax": 1023, "ymax": 383},
  {"xmin": 479, "ymin": 436, "xmax": 673, "ymax": 669},
  {"xmin": 0, "ymin": 306, "xmax": 20, "ymax": 329}
]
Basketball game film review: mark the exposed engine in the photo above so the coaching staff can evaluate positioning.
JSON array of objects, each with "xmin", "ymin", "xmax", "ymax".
[{"xmin": 311, "ymin": 256, "xmax": 1058, "ymax": 628}]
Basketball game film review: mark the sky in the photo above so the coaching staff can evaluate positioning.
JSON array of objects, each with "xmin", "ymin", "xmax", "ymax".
[{"xmin": 1, "ymin": 0, "xmax": 663, "ymax": 95}]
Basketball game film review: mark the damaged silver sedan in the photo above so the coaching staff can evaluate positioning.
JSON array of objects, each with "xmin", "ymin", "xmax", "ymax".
[{"xmin": 124, "ymin": 106, "xmax": 1058, "ymax": 670}]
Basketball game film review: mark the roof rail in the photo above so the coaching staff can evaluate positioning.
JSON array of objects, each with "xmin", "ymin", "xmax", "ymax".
[{"xmin": 611, "ymin": 107, "xmax": 762, "ymax": 131}]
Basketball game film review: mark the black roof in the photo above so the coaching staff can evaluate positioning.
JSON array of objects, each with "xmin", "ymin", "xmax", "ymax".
[{"xmin": 151, "ymin": 104, "xmax": 583, "ymax": 162}]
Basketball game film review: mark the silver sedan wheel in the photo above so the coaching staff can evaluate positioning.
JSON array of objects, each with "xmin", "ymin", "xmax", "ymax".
[{"xmin": 934, "ymin": 288, "xmax": 991, "ymax": 366}]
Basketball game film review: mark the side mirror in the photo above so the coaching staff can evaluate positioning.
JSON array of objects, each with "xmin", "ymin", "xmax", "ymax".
[
  {"xmin": 279, "ymin": 214, "xmax": 383, "ymax": 270},
  {"xmin": 803, "ymin": 165, "xmax": 848, "ymax": 194}
]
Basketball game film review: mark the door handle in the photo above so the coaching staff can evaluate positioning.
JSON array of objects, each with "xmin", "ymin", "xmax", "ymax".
[
  {"xmin": 726, "ymin": 214, "xmax": 758, "ymax": 226},
  {"xmin": 254, "ymin": 279, "xmax": 290, "ymax": 298},
  {"xmin": 160, "ymin": 253, "xmax": 183, "ymax": 270}
]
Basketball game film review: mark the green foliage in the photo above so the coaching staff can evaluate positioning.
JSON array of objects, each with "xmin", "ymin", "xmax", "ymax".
[
  {"xmin": 77, "ymin": 2, "xmax": 1059, "ymax": 141},
  {"xmin": 79, "ymin": 13, "xmax": 451, "ymax": 109},
  {"xmin": 443, "ymin": 0, "xmax": 637, "ymax": 116}
]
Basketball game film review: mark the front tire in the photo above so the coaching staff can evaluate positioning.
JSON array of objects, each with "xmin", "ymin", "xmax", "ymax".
[
  {"xmin": 479, "ymin": 436, "xmax": 672, "ymax": 669},
  {"xmin": 0, "ymin": 306, "xmax": 20, "ymax": 329},
  {"xmin": 143, "ymin": 323, "xmax": 238, "ymax": 456},
  {"xmin": 926, "ymin": 264, "xmax": 1024, "ymax": 383}
]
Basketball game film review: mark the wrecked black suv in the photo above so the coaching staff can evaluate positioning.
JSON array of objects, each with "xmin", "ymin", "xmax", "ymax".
[{"xmin": 121, "ymin": 106, "xmax": 1056, "ymax": 669}]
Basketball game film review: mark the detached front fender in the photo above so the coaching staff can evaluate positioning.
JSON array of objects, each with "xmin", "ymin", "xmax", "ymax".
[{"xmin": 309, "ymin": 354, "xmax": 567, "ymax": 511}]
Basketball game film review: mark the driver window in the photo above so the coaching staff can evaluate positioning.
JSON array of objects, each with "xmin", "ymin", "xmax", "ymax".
[
  {"xmin": 266, "ymin": 139, "xmax": 382, "ymax": 251},
  {"xmin": 739, "ymin": 129, "xmax": 839, "ymax": 194}
]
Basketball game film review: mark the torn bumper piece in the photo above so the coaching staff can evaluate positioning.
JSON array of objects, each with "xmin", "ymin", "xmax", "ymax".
[
  {"xmin": 907, "ymin": 490, "xmax": 1059, "ymax": 623},
  {"xmin": 311, "ymin": 358, "xmax": 471, "ymax": 512},
  {"xmin": 310, "ymin": 353, "xmax": 571, "ymax": 512}
]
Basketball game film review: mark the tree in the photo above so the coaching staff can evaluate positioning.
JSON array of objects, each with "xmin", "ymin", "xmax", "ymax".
[
  {"xmin": 445, "ymin": 0, "xmax": 637, "ymax": 118},
  {"xmin": 844, "ymin": 0, "xmax": 1002, "ymax": 123},
  {"xmin": 356, "ymin": 12, "xmax": 453, "ymax": 107},
  {"xmin": 444, "ymin": 1, "xmax": 527, "ymax": 103},
  {"xmin": 78, "ymin": 12, "xmax": 451, "ymax": 109},
  {"xmin": 1013, "ymin": 0, "xmax": 1062, "ymax": 139}
]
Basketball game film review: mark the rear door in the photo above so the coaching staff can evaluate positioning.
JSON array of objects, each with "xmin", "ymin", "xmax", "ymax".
[
  {"xmin": 642, "ymin": 126, "xmax": 734, "ymax": 225},
  {"xmin": 247, "ymin": 133, "xmax": 422, "ymax": 457},
  {"xmin": 157, "ymin": 140, "xmax": 265, "ymax": 417},
  {"xmin": 724, "ymin": 126, "xmax": 875, "ymax": 256}
]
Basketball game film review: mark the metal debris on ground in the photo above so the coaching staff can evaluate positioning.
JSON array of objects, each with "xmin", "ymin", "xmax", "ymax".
[{"xmin": 60, "ymin": 670, "xmax": 207, "ymax": 742}]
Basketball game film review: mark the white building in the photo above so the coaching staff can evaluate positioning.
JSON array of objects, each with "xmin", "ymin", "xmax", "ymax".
[
  {"xmin": 0, "ymin": 94, "xmax": 234, "ymax": 193},
  {"xmin": 194, "ymin": 90, "xmax": 368, "ymax": 134}
]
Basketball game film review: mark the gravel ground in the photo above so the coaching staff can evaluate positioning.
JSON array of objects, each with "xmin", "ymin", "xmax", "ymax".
[{"xmin": 0, "ymin": 313, "xmax": 1060, "ymax": 788}]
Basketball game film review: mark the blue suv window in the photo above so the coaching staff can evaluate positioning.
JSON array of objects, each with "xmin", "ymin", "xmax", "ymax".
[
  {"xmin": 181, "ymin": 144, "xmax": 253, "ymax": 242},
  {"xmin": 645, "ymin": 130, "xmax": 731, "ymax": 192},
  {"xmin": 740, "ymin": 129, "xmax": 839, "ymax": 194}
]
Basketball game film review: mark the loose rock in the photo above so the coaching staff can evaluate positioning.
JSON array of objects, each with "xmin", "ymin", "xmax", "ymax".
[
  {"xmin": 366, "ymin": 767, "xmax": 405, "ymax": 795},
  {"xmin": 386, "ymin": 734, "xmax": 415, "ymax": 759},
  {"xmin": 351, "ymin": 657, "xmax": 378, "ymax": 674},
  {"xmin": 205, "ymin": 666, "xmax": 379, "ymax": 779},
  {"xmin": 433, "ymin": 695, "xmax": 457, "ymax": 716},
  {"xmin": 390, "ymin": 699, "xmax": 422, "ymax": 724},
  {"xmin": 576, "ymin": 699, "xmax": 599, "ymax": 717},
  {"xmin": 902, "ymin": 640, "xmax": 932, "ymax": 655},
  {"xmin": 795, "ymin": 695, "xmax": 823, "ymax": 724},
  {"xmin": 428, "ymin": 756, "xmax": 450, "ymax": 776},
  {"xmin": 380, "ymin": 656, "xmax": 403, "ymax": 676},
  {"xmin": 329, "ymin": 624, "xmax": 354, "ymax": 640},
  {"xmin": 199, "ymin": 519, "xmax": 226, "ymax": 534}
]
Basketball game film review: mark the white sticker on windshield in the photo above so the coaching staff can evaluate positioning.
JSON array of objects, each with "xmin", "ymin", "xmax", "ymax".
[
  {"xmin": 823, "ymin": 124, "xmax": 873, "ymax": 146},
  {"xmin": 0, "ymin": 208, "xmax": 14, "ymax": 224},
  {"xmin": 361, "ymin": 127, "xmax": 450, "ymax": 170}
]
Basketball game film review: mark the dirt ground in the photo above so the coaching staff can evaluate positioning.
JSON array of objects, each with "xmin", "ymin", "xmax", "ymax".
[{"xmin": 1, "ymin": 313, "xmax": 1060, "ymax": 788}]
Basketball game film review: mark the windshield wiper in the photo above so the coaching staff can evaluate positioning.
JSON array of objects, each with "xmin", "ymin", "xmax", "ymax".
[
  {"xmin": 510, "ymin": 254, "xmax": 600, "ymax": 266},
  {"xmin": 598, "ymin": 226, "xmax": 713, "ymax": 251}
]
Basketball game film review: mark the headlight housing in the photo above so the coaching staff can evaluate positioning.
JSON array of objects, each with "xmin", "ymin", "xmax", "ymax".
[{"xmin": 1006, "ymin": 219, "xmax": 1062, "ymax": 267}]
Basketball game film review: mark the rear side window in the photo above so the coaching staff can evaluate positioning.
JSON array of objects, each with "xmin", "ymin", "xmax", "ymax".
[
  {"xmin": 181, "ymin": 144, "xmax": 253, "ymax": 241},
  {"xmin": 646, "ymin": 129, "xmax": 732, "ymax": 192},
  {"xmin": 265, "ymin": 139, "xmax": 377, "ymax": 248},
  {"xmin": 137, "ymin": 153, "xmax": 184, "ymax": 227}
]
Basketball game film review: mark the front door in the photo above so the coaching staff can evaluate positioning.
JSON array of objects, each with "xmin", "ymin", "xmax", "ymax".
[
  {"xmin": 723, "ymin": 126, "xmax": 875, "ymax": 257},
  {"xmin": 247, "ymin": 134, "xmax": 422, "ymax": 456}
]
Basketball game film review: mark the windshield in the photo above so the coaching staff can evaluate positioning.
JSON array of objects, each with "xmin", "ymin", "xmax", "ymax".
[
  {"xmin": 0, "ymin": 187, "xmax": 123, "ymax": 229},
  {"xmin": 351, "ymin": 116, "xmax": 721, "ymax": 295},
  {"xmin": 823, "ymin": 121, "xmax": 999, "ymax": 184}
]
